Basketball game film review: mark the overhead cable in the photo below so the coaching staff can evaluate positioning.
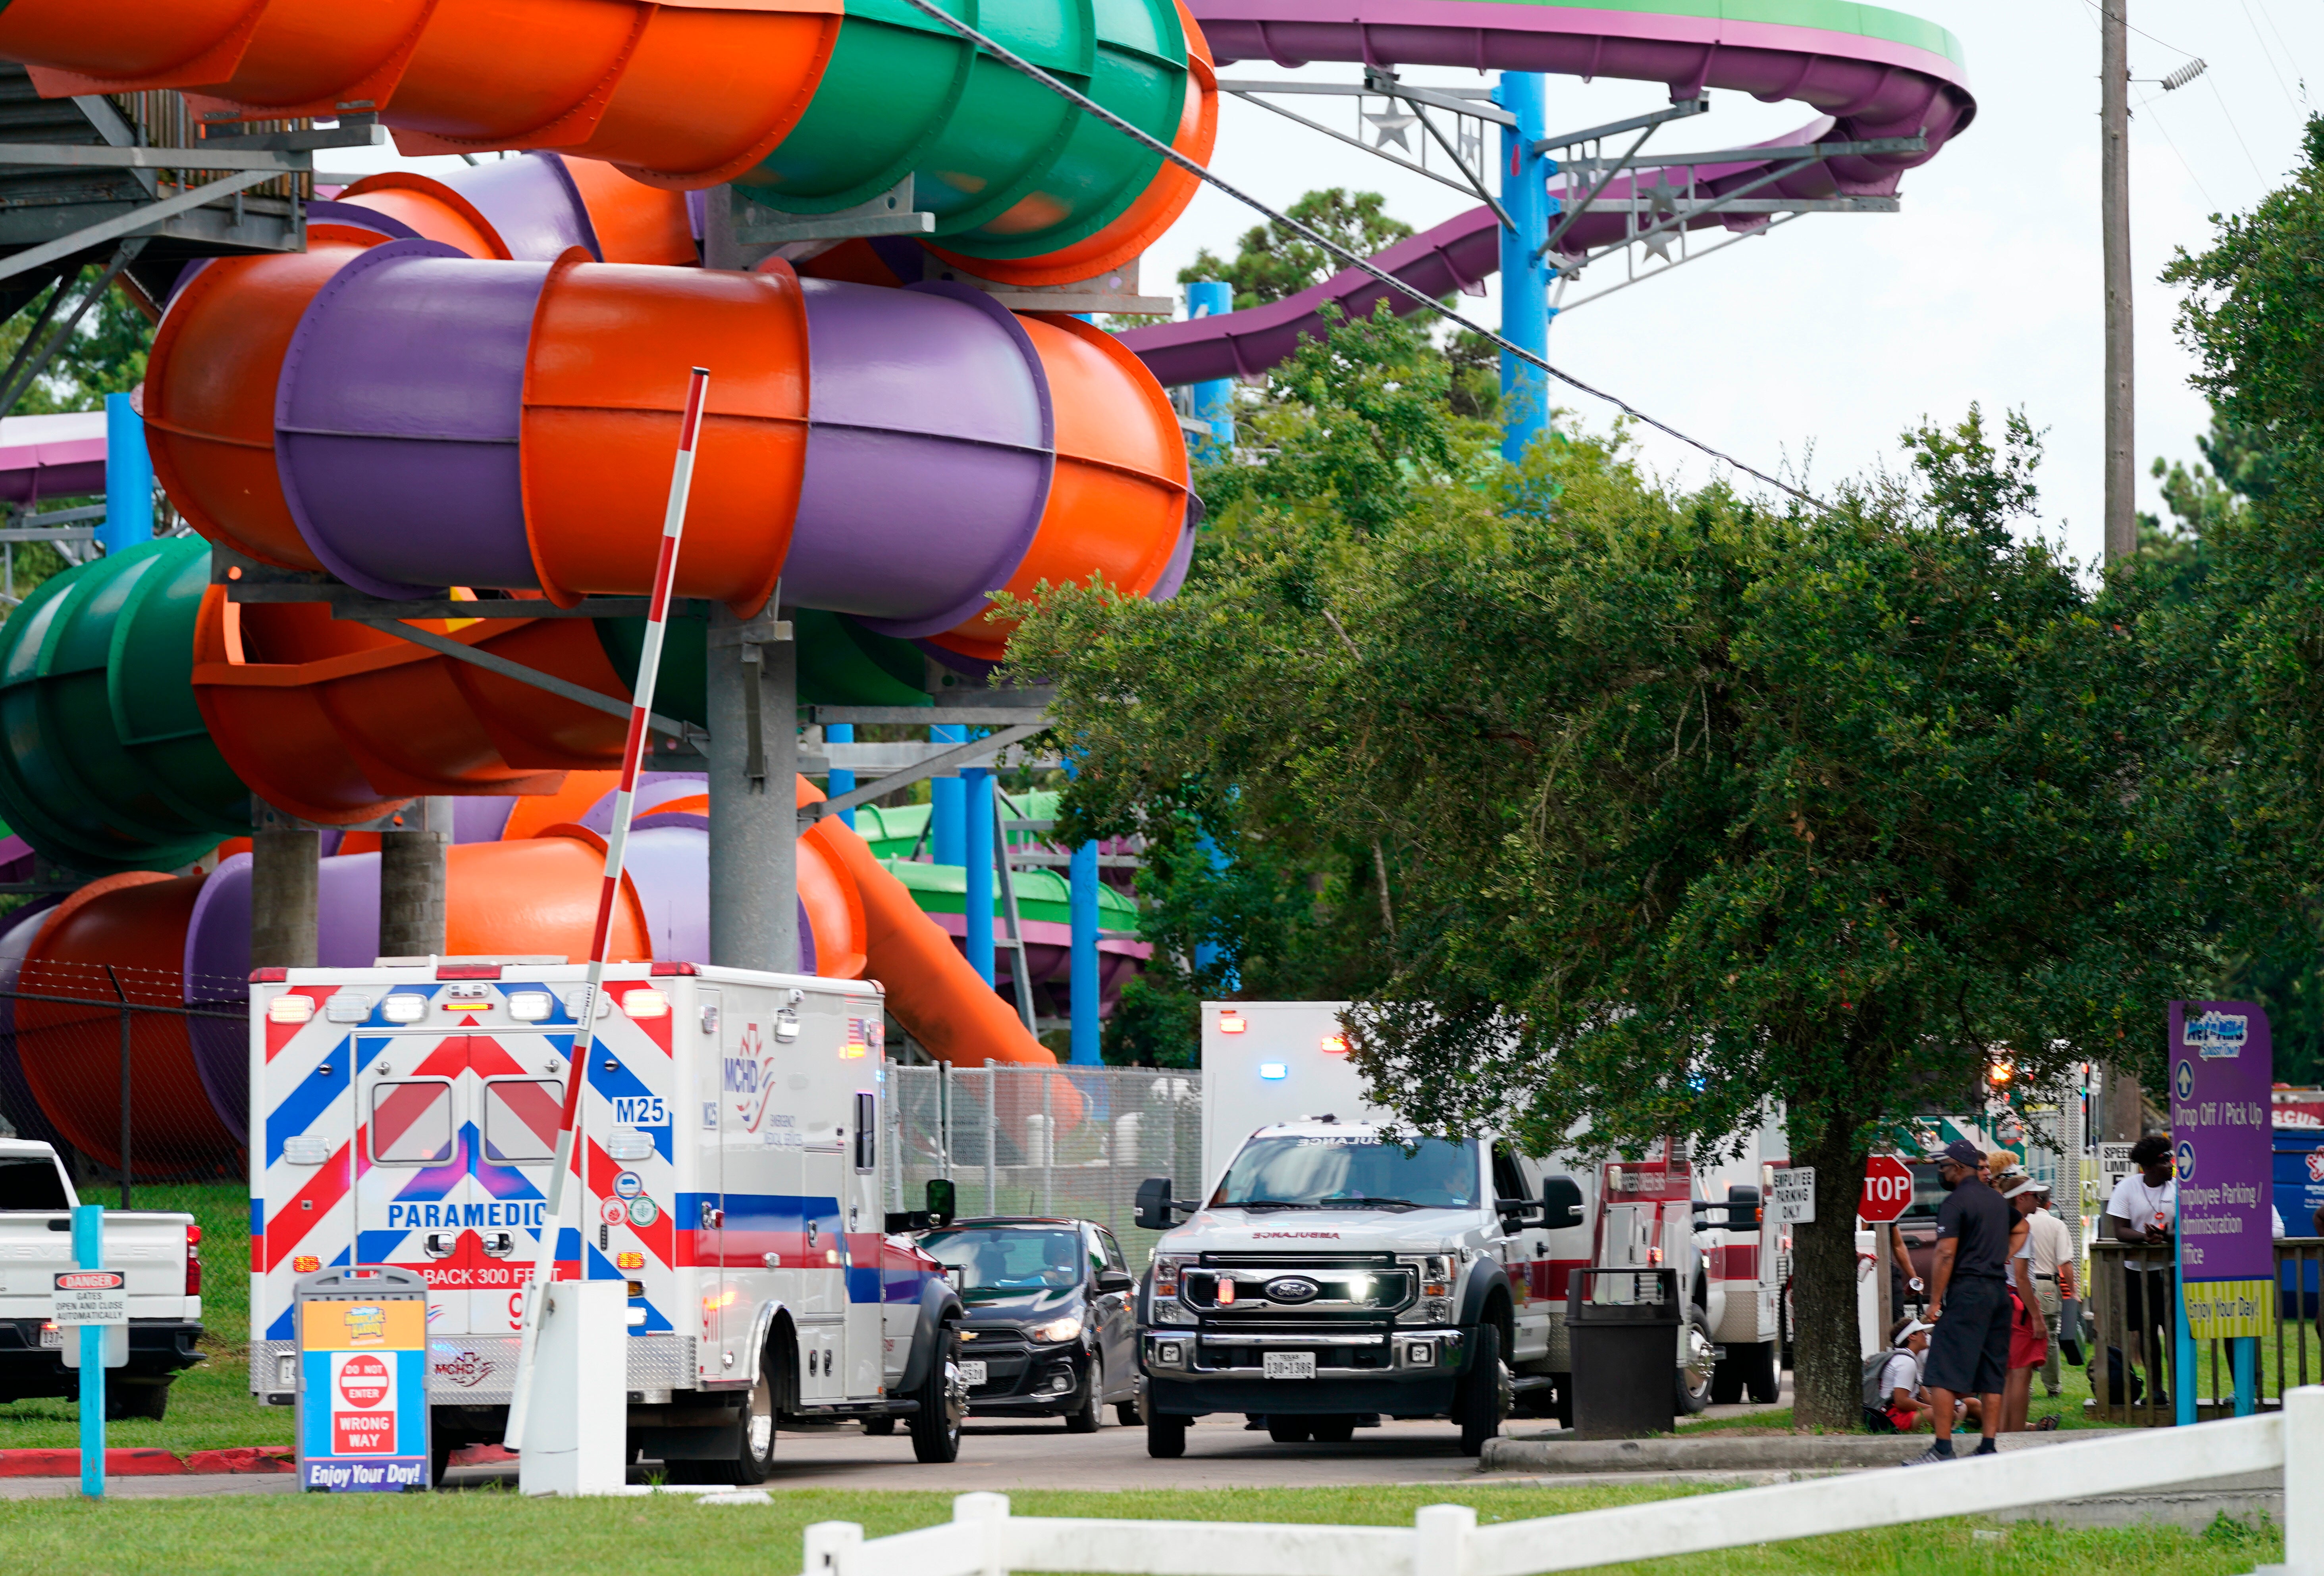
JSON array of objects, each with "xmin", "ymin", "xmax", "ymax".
[{"xmin": 894, "ymin": 0, "xmax": 1829, "ymax": 510}]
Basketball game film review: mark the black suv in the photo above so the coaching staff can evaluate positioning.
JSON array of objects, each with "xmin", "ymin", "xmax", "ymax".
[{"xmin": 915, "ymin": 1218, "xmax": 1139, "ymax": 1431}]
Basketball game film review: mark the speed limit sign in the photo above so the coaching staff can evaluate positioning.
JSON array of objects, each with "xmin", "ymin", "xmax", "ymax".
[{"xmin": 1859, "ymin": 1155, "xmax": 1915, "ymax": 1223}]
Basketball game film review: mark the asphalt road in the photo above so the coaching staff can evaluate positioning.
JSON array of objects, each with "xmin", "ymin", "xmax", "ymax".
[{"xmin": 0, "ymin": 1385, "xmax": 1796, "ymax": 1498}]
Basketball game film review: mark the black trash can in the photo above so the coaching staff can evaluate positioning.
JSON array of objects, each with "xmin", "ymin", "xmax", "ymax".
[{"xmin": 1567, "ymin": 1267, "xmax": 1679, "ymax": 1439}]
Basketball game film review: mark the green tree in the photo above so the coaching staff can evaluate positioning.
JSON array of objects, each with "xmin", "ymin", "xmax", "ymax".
[
  {"xmin": 1012, "ymin": 336, "xmax": 2210, "ymax": 1424},
  {"xmin": 1, "ymin": 277, "xmax": 153, "ymax": 415},
  {"xmin": 2154, "ymin": 115, "xmax": 2324, "ymax": 1087},
  {"xmin": 1179, "ymin": 188, "xmax": 1414, "ymax": 310}
]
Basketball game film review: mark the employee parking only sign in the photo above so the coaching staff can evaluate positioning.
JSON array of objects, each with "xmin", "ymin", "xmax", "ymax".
[
  {"xmin": 296, "ymin": 1285, "xmax": 429, "ymax": 1491},
  {"xmin": 2169, "ymin": 1001, "xmax": 2275, "ymax": 1339}
]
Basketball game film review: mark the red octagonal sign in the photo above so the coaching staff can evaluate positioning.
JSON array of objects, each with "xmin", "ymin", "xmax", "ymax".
[{"xmin": 1859, "ymin": 1155, "xmax": 1915, "ymax": 1223}]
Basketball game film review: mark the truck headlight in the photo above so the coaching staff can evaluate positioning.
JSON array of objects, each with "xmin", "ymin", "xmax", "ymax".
[
  {"xmin": 1152, "ymin": 1256, "xmax": 1186, "ymax": 1299},
  {"xmin": 1422, "ymin": 1256, "xmax": 1453, "ymax": 1297},
  {"xmin": 1025, "ymin": 1316, "xmax": 1082, "ymax": 1344}
]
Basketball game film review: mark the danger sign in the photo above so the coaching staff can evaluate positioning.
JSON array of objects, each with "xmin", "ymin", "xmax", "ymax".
[{"xmin": 331, "ymin": 1352, "xmax": 397, "ymax": 1455}]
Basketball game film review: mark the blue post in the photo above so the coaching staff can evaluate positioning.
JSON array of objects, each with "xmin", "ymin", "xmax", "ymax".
[
  {"xmin": 2233, "ymin": 1335, "xmax": 2257, "ymax": 1417},
  {"xmin": 1186, "ymin": 281, "xmax": 1234, "ymax": 458},
  {"xmin": 825, "ymin": 723, "xmax": 855, "ymax": 829},
  {"xmin": 1190, "ymin": 833, "xmax": 1239, "ymax": 991},
  {"xmin": 1069, "ymin": 839, "xmax": 1100, "ymax": 1066},
  {"xmin": 100, "ymin": 393, "xmax": 153, "ymax": 555},
  {"xmin": 2175, "ymin": 1219, "xmax": 2196, "ymax": 1427},
  {"xmin": 1495, "ymin": 73, "xmax": 1551, "ymax": 466},
  {"xmin": 931, "ymin": 725, "xmax": 966, "ymax": 865},
  {"xmin": 962, "ymin": 766, "xmax": 993, "ymax": 985},
  {"xmin": 73, "ymin": 1203, "xmax": 102, "ymax": 1498}
]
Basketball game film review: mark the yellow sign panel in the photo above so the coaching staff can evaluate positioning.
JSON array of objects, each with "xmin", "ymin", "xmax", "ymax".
[
  {"xmin": 299, "ymin": 1297, "xmax": 426, "ymax": 1352},
  {"xmin": 2183, "ymin": 1278, "xmax": 2274, "ymax": 1341}
]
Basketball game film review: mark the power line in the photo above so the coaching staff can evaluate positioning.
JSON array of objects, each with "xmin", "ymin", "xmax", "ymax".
[
  {"xmin": 2203, "ymin": 73, "xmax": 2269, "ymax": 181},
  {"xmin": 2234, "ymin": 0, "xmax": 2300, "ymax": 110},
  {"xmin": 2130, "ymin": 89, "xmax": 2216, "ymax": 207},
  {"xmin": 891, "ymin": 0, "xmax": 1830, "ymax": 512}
]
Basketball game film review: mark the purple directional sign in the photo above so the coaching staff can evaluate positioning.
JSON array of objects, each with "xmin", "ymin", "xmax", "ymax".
[{"xmin": 2169, "ymin": 1001, "xmax": 2274, "ymax": 1336}]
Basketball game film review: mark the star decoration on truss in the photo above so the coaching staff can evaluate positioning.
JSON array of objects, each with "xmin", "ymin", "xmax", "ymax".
[
  {"xmin": 1640, "ymin": 227, "xmax": 1675, "ymax": 262},
  {"xmin": 1365, "ymin": 110, "xmax": 1418, "ymax": 152},
  {"xmin": 1457, "ymin": 125, "xmax": 1484, "ymax": 167}
]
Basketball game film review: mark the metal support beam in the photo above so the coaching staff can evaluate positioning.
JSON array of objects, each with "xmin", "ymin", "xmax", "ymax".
[
  {"xmin": 1552, "ymin": 135, "xmax": 1925, "ymax": 172},
  {"xmin": 0, "ymin": 170, "xmax": 276, "ymax": 287},
  {"xmin": 1532, "ymin": 97, "xmax": 1709, "ymax": 156},
  {"xmin": 800, "ymin": 723, "xmax": 1050, "ymax": 823},
  {"xmin": 808, "ymin": 704, "xmax": 1052, "ymax": 726},
  {"xmin": 348, "ymin": 616, "xmax": 703, "ymax": 750}
]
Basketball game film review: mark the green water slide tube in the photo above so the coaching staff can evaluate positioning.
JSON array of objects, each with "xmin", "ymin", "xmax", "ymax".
[
  {"xmin": 595, "ymin": 607, "xmax": 934, "ymax": 729},
  {"xmin": 0, "ymin": 538, "xmax": 249, "ymax": 875},
  {"xmin": 736, "ymin": 0, "xmax": 1194, "ymax": 267}
]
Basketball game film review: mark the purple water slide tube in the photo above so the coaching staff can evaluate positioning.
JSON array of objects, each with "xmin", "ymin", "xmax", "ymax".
[
  {"xmin": 0, "ymin": 412, "xmax": 106, "ymax": 506},
  {"xmin": 183, "ymin": 850, "xmax": 385, "ymax": 1142},
  {"xmin": 1119, "ymin": 0, "xmax": 1975, "ymax": 385},
  {"xmin": 0, "ymin": 895, "xmax": 64, "ymax": 1148},
  {"xmin": 269, "ymin": 253, "xmax": 1060, "ymax": 626}
]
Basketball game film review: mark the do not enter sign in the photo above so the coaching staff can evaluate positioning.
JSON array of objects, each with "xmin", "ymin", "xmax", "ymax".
[
  {"xmin": 336, "ymin": 1353, "xmax": 392, "ymax": 1409},
  {"xmin": 1860, "ymin": 1155, "xmax": 1915, "ymax": 1223}
]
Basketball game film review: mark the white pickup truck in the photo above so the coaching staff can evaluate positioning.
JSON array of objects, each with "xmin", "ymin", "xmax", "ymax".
[{"xmin": 0, "ymin": 1139, "xmax": 204, "ymax": 1418}]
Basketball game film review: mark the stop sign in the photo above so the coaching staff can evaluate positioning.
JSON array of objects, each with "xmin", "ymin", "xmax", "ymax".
[{"xmin": 1859, "ymin": 1155, "xmax": 1915, "ymax": 1222}]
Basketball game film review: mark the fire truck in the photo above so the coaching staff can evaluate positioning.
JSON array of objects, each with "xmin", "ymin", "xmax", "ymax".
[{"xmin": 249, "ymin": 960, "xmax": 964, "ymax": 1483}]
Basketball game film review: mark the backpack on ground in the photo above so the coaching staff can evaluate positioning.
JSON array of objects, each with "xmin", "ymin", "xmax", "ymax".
[{"xmin": 1862, "ymin": 1352, "xmax": 1897, "ymax": 1409}]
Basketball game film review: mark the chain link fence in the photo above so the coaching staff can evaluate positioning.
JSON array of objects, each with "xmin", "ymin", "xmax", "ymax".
[
  {"xmin": 0, "ymin": 960, "xmax": 247, "ymax": 1201},
  {"xmin": 887, "ymin": 1062, "xmax": 1202, "ymax": 1266}
]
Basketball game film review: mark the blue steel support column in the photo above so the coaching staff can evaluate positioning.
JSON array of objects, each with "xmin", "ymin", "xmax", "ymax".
[
  {"xmin": 1186, "ymin": 280, "xmax": 1235, "ymax": 458},
  {"xmin": 931, "ymin": 725, "xmax": 966, "ymax": 865},
  {"xmin": 74, "ymin": 1203, "xmax": 102, "ymax": 1499},
  {"xmin": 1190, "ymin": 833, "xmax": 1239, "ymax": 991},
  {"xmin": 825, "ymin": 723, "xmax": 855, "ymax": 829},
  {"xmin": 1069, "ymin": 840, "xmax": 1100, "ymax": 1065},
  {"xmin": 100, "ymin": 392, "xmax": 152, "ymax": 554},
  {"xmin": 1495, "ymin": 73, "xmax": 1552, "ymax": 466},
  {"xmin": 963, "ymin": 766, "xmax": 994, "ymax": 985}
]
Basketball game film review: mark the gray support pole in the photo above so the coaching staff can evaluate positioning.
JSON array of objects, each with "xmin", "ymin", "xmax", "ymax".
[
  {"xmin": 378, "ymin": 796, "xmax": 451, "ymax": 960},
  {"xmin": 250, "ymin": 806, "xmax": 319, "ymax": 970},
  {"xmin": 707, "ymin": 604, "xmax": 799, "ymax": 972}
]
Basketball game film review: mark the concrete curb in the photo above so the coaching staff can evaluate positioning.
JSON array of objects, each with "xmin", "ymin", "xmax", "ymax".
[
  {"xmin": 0, "ymin": 1446, "xmax": 293, "ymax": 1478},
  {"xmin": 1480, "ymin": 1433, "xmax": 2072, "ymax": 1473}
]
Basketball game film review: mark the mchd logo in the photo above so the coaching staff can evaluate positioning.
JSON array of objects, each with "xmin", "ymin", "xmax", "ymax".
[
  {"xmin": 723, "ymin": 1023, "xmax": 777, "ymax": 1132},
  {"xmin": 2184, "ymin": 1010, "xmax": 2248, "ymax": 1059}
]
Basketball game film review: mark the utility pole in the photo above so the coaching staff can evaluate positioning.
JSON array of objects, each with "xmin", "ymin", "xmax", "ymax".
[{"xmin": 2101, "ymin": 0, "xmax": 2135, "ymax": 564}]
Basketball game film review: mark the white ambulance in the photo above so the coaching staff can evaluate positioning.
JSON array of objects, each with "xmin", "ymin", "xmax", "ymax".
[
  {"xmin": 1171, "ymin": 1003, "xmax": 1786, "ymax": 1430},
  {"xmin": 250, "ymin": 960, "xmax": 965, "ymax": 1483}
]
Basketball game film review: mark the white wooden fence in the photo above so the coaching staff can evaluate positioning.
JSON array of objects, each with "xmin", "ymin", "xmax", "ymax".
[{"xmin": 801, "ymin": 1387, "xmax": 2323, "ymax": 1576}]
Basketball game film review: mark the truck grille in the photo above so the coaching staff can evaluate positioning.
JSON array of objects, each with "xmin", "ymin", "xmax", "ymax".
[{"xmin": 1183, "ymin": 1262, "xmax": 1413, "ymax": 1314}]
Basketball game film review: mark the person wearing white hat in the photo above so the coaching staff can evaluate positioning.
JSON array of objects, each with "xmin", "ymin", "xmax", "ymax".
[{"xmin": 1876, "ymin": 1318, "xmax": 1936, "ymax": 1432}]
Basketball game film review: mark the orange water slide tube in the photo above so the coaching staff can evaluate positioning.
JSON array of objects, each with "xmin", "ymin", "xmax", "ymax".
[{"xmin": 0, "ymin": 0, "xmax": 840, "ymax": 191}]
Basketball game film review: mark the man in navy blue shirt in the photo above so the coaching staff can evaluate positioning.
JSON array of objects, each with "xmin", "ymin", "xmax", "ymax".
[{"xmin": 1907, "ymin": 1138, "xmax": 2013, "ymax": 1464}]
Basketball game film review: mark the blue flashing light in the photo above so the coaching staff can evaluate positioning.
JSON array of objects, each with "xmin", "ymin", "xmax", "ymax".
[{"xmin": 1258, "ymin": 1062, "xmax": 1288, "ymax": 1081}]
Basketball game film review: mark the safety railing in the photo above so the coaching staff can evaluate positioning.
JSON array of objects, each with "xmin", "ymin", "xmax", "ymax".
[
  {"xmin": 801, "ymin": 1392, "xmax": 2320, "ymax": 1576},
  {"xmin": 886, "ymin": 1061, "xmax": 1201, "ymax": 1264},
  {"xmin": 2088, "ymin": 1237, "xmax": 2324, "ymax": 1424},
  {"xmin": 104, "ymin": 92, "xmax": 315, "ymax": 201}
]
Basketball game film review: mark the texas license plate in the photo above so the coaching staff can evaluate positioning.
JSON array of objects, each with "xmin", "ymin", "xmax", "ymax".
[
  {"xmin": 958, "ymin": 1360, "xmax": 988, "ymax": 1387},
  {"xmin": 1263, "ymin": 1351, "xmax": 1316, "ymax": 1380},
  {"xmin": 38, "ymin": 1326, "xmax": 60, "ymax": 1349}
]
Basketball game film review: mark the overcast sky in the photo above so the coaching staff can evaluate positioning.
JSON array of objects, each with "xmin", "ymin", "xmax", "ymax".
[{"xmin": 324, "ymin": 2, "xmax": 2319, "ymax": 572}]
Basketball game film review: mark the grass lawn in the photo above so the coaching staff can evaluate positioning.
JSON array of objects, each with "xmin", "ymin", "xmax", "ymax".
[
  {"xmin": 0, "ymin": 1182, "xmax": 291, "ymax": 1453},
  {"xmin": 0, "ymin": 1482, "xmax": 2282, "ymax": 1576}
]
